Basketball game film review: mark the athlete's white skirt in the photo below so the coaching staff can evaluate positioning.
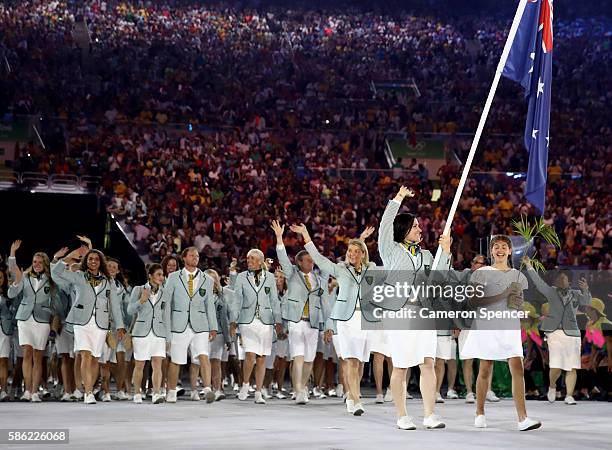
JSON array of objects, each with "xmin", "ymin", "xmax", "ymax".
[
  {"xmin": 0, "ymin": 330, "xmax": 11, "ymax": 358},
  {"xmin": 208, "ymin": 333, "xmax": 228, "ymax": 361},
  {"xmin": 73, "ymin": 315, "xmax": 107, "ymax": 358},
  {"xmin": 55, "ymin": 330, "xmax": 74, "ymax": 357},
  {"xmin": 133, "ymin": 331, "xmax": 166, "ymax": 361},
  {"xmin": 239, "ymin": 319, "xmax": 273, "ymax": 356},
  {"xmin": 436, "ymin": 335, "xmax": 456, "ymax": 360},
  {"xmin": 368, "ymin": 327, "xmax": 390, "ymax": 357},
  {"xmin": 336, "ymin": 311, "xmax": 370, "ymax": 362},
  {"xmin": 459, "ymin": 329, "xmax": 523, "ymax": 361},
  {"xmin": 546, "ymin": 330, "xmax": 581, "ymax": 371},
  {"xmin": 386, "ymin": 328, "xmax": 437, "ymax": 369},
  {"xmin": 17, "ymin": 316, "xmax": 50, "ymax": 351}
]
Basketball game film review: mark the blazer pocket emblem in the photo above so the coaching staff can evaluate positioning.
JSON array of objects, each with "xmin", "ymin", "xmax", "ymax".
[
  {"xmin": 265, "ymin": 287, "xmax": 270, "ymax": 295},
  {"xmin": 365, "ymin": 276, "xmax": 374, "ymax": 285},
  {"xmin": 318, "ymin": 288, "xmax": 324, "ymax": 296},
  {"xmin": 199, "ymin": 288, "xmax": 206, "ymax": 297},
  {"xmin": 44, "ymin": 286, "xmax": 50, "ymax": 294}
]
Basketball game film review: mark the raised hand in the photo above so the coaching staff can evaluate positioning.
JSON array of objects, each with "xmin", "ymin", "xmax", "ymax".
[
  {"xmin": 76, "ymin": 235, "xmax": 93, "ymax": 249},
  {"xmin": 359, "ymin": 226, "xmax": 375, "ymax": 241},
  {"xmin": 270, "ymin": 220, "xmax": 285, "ymax": 239},
  {"xmin": 229, "ymin": 257, "xmax": 238, "ymax": 272},
  {"xmin": 394, "ymin": 185, "xmax": 415, "ymax": 203},
  {"xmin": 578, "ymin": 277, "xmax": 589, "ymax": 292},
  {"xmin": 139, "ymin": 287, "xmax": 151, "ymax": 304},
  {"xmin": 53, "ymin": 247, "xmax": 69, "ymax": 261},
  {"xmin": 10, "ymin": 240, "xmax": 22, "ymax": 257},
  {"xmin": 438, "ymin": 234, "xmax": 452, "ymax": 254},
  {"xmin": 290, "ymin": 223, "xmax": 311, "ymax": 244},
  {"xmin": 521, "ymin": 256, "xmax": 533, "ymax": 268}
]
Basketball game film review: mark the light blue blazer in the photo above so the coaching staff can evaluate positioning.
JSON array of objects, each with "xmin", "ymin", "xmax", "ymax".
[
  {"xmin": 8, "ymin": 273, "xmax": 58, "ymax": 323},
  {"xmin": 127, "ymin": 283, "xmax": 169, "ymax": 340},
  {"xmin": 229, "ymin": 270, "xmax": 282, "ymax": 325},
  {"xmin": 51, "ymin": 262, "xmax": 125, "ymax": 330},
  {"xmin": 162, "ymin": 269, "xmax": 218, "ymax": 334},
  {"xmin": 0, "ymin": 295, "xmax": 16, "ymax": 335},
  {"xmin": 214, "ymin": 286, "xmax": 233, "ymax": 344},
  {"xmin": 276, "ymin": 244, "xmax": 326, "ymax": 328},
  {"xmin": 304, "ymin": 241, "xmax": 386, "ymax": 326}
]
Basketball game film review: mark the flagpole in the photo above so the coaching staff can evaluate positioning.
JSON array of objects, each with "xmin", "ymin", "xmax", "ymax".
[{"xmin": 431, "ymin": 0, "xmax": 529, "ymax": 269}]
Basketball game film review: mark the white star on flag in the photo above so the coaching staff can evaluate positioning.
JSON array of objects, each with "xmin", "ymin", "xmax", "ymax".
[
  {"xmin": 532, "ymin": 129, "xmax": 538, "ymax": 139},
  {"xmin": 537, "ymin": 77, "xmax": 544, "ymax": 97}
]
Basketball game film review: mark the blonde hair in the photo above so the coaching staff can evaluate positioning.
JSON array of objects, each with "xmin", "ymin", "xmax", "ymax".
[
  {"xmin": 204, "ymin": 269, "xmax": 221, "ymax": 295},
  {"xmin": 246, "ymin": 249, "xmax": 267, "ymax": 270},
  {"xmin": 344, "ymin": 239, "xmax": 369, "ymax": 267}
]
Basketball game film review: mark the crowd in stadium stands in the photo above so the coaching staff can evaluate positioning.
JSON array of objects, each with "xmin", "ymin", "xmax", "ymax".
[{"xmin": 1, "ymin": 1, "xmax": 610, "ymax": 272}]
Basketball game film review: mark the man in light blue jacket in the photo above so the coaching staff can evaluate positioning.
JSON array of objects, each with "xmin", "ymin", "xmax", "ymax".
[{"xmin": 163, "ymin": 247, "xmax": 218, "ymax": 403}]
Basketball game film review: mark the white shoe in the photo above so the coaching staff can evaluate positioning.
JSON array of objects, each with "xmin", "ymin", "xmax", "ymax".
[
  {"xmin": 336, "ymin": 384, "xmax": 344, "ymax": 397},
  {"xmin": 397, "ymin": 416, "xmax": 417, "ymax": 430},
  {"xmin": 375, "ymin": 394, "xmax": 384, "ymax": 404},
  {"xmin": 346, "ymin": 399, "xmax": 355, "ymax": 414},
  {"xmin": 423, "ymin": 414, "xmax": 445, "ymax": 429},
  {"xmin": 254, "ymin": 391, "xmax": 266, "ymax": 404},
  {"xmin": 176, "ymin": 387, "xmax": 185, "ymax": 397},
  {"xmin": 275, "ymin": 391, "xmax": 287, "ymax": 399},
  {"xmin": 20, "ymin": 391, "xmax": 32, "ymax": 402},
  {"xmin": 214, "ymin": 390, "xmax": 225, "ymax": 401},
  {"xmin": 313, "ymin": 387, "xmax": 323, "ymax": 397},
  {"xmin": 446, "ymin": 389, "xmax": 459, "ymax": 399},
  {"xmin": 166, "ymin": 389, "xmax": 177, "ymax": 403},
  {"xmin": 202, "ymin": 387, "xmax": 215, "ymax": 403},
  {"xmin": 291, "ymin": 391, "xmax": 296, "ymax": 400},
  {"xmin": 31, "ymin": 393, "xmax": 42, "ymax": 403},
  {"xmin": 42, "ymin": 389, "xmax": 51, "ymax": 399},
  {"xmin": 353, "ymin": 403, "xmax": 365, "ymax": 416},
  {"xmin": 248, "ymin": 385, "xmax": 255, "ymax": 394},
  {"xmin": 518, "ymin": 417, "xmax": 542, "ymax": 431},
  {"xmin": 406, "ymin": 392, "xmax": 414, "ymax": 400},
  {"xmin": 133, "ymin": 394, "xmax": 143, "ymax": 404},
  {"xmin": 232, "ymin": 383, "xmax": 240, "ymax": 392},
  {"xmin": 60, "ymin": 393, "xmax": 73, "ymax": 402},
  {"xmin": 73, "ymin": 389, "xmax": 84, "ymax": 400},
  {"xmin": 564, "ymin": 396, "xmax": 576, "ymax": 405},
  {"xmin": 102, "ymin": 393, "xmax": 111, "ymax": 402},
  {"xmin": 261, "ymin": 388, "xmax": 272, "ymax": 400},
  {"xmin": 152, "ymin": 393, "xmax": 164, "ymax": 404},
  {"xmin": 190, "ymin": 391, "xmax": 200, "ymax": 401},
  {"xmin": 295, "ymin": 391, "xmax": 306, "ymax": 405},
  {"xmin": 474, "ymin": 414, "xmax": 487, "ymax": 428},
  {"xmin": 160, "ymin": 388, "xmax": 167, "ymax": 397},
  {"xmin": 547, "ymin": 388, "xmax": 556, "ymax": 403},
  {"xmin": 436, "ymin": 394, "xmax": 445, "ymax": 403},
  {"xmin": 238, "ymin": 384, "xmax": 249, "ymax": 401},
  {"xmin": 115, "ymin": 390, "xmax": 129, "ymax": 401},
  {"xmin": 384, "ymin": 388, "xmax": 393, "ymax": 402},
  {"xmin": 486, "ymin": 391, "xmax": 500, "ymax": 402},
  {"xmin": 465, "ymin": 392, "xmax": 475, "ymax": 404},
  {"xmin": 84, "ymin": 393, "xmax": 96, "ymax": 404},
  {"xmin": 0, "ymin": 391, "xmax": 8, "ymax": 402},
  {"xmin": 303, "ymin": 389, "xmax": 310, "ymax": 403},
  {"xmin": 328, "ymin": 388, "xmax": 337, "ymax": 397}
]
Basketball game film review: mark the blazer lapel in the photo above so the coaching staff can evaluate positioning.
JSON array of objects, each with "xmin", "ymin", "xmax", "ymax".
[{"xmin": 247, "ymin": 272, "xmax": 265, "ymax": 294}]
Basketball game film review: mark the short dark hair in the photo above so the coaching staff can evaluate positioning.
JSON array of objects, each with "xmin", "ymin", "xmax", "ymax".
[
  {"xmin": 393, "ymin": 212, "xmax": 416, "ymax": 243},
  {"xmin": 295, "ymin": 250, "xmax": 309, "ymax": 262},
  {"xmin": 490, "ymin": 235, "xmax": 513, "ymax": 251},
  {"xmin": 146, "ymin": 263, "xmax": 163, "ymax": 277},
  {"xmin": 161, "ymin": 255, "xmax": 180, "ymax": 276},
  {"xmin": 181, "ymin": 246, "xmax": 199, "ymax": 258}
]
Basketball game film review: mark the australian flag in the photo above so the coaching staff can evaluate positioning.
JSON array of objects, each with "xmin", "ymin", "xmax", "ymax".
[{"xmin": 503, "ymin": 0, "xmax": 553, "ymax": 214}]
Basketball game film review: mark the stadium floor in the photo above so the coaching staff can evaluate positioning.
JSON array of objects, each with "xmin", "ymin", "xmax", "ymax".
[{"xmin": 2, "ymin": 392, "xmax": 610, "ymax": 449}]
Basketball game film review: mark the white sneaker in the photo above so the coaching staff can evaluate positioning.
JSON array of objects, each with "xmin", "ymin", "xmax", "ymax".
[
  {"xmin": 328, "ymin": 388, "xmax": 337, "ymax": 397},
  {"xmin": 232, "ymin": 383, "xmax": 240, "ymax": 392},
  {"xmin": 60, "ymin": 393, "xmax": 73, "ymax": 402},
  {"xmin": 133, "ymin": 394, "xmax": 143, "ymax": 404},
  {"xmin": 190, "ymin": 391, "xmax": 200, "ymax": 401},
  {"xmin": 474, "ymin": 414, "xmax": 487, "ymax": 428},
  {"xmin": 160, "ymin": 388, "xmax": 167, "ymax": 397},
  {"xmin": 547, "ymin": 387, "xmax": 556, "ymax": 403},
  {"xmin": 42, "ymin": 389, "xmax": 51, "ymax": 399},
  {"xmin": 202, "ymin": 387, "xmax": 215, "ymax": 403},
  {"xmin": 73, "ymin": 389, "xmax": 84, "ymax": 400},
  {"xmin": 313, "ymin": 387, "xmax": 323, "ymax": 397},
  {"xmin": 31, "ymin": 393, "xmax": 42, "ymax": 403},
  {"xmin": 84, "ymin": 393, "xmax": 96, "ymax": 404},
  {"xmin": 214, "ymin": 390, "xmax": 225, "ymax": 401},
  {"xmin": 254, "ymin": 391, "xmax": 266, "ymax": 404},
  {"xmin": 0, "ymin": 391, "xmax": 8, "ymax": 402},
  {"xmin": 303, "ymin": 389, "xmax": 310, "ymax": 403},
  {"xmin": 518, "ymin": 417, "xmax": 542, "ymax": 431},
  {"xmin": 564, "ymin": 396, "xmax": 576, "ymax": 405},
  {"xmin": 102, "ymin": 393, "xmax": 111, "ymax": 402},
  {"xmin": 248, "ymin": 385, "xmax": 255, "ymax": 394},
  {"xmin": 295, "ymin": 391, "xmax": 306, "ymax": 405},
  {"xmin": 384, "ymin": 388, "xmax": 393, "ymax": 402},
  {"xmin": 116, "ymin": 390, "xmax": 129, "ymax": 401},
  {"xmin": 436, "ymin": 394, "xmax": 445, "ymax": 403},
  {"xmin": 375, "ymin": 394, "xmax": 384, "ymax": 404},
  {"xmin": 261, "ymin": 388, "xmax": 272, "ymax": 400},
  {"xmin": 486, "ymin": 391, "xmax": 500, "ymax": 402},
  {"xmin": 406, "ymin": 392, "xmax": 414, "ymax": 400},
  {"xmin": 397, "ymin": 416, "xmax": 417, "ymax": 430},
  {"xmin": 465, "ymin": 392, "xmax": 475, "ymax": 404},
  {"xmin": 275, "ymin": 391, "xmax": 287, "ymax": 399},
  {"xmin": 238, "ymin": 384, "xmax": 249, "ymax": 401},
  {"xmin": 336, "ymin": 384, "xmax": 344, "ymax": 397},
  {"xmin": 152, "ymin": 393, "xmax": 164, "ymax": 404},
  {"xmin": 446, "ymin": 389, "xmax": 459, "ymax": 399},
  {"xmin": 166, "ymin": 389, "xmax": 177, "ymax": 403},
  {"xmin": 423, "ymin": 414, "xmax": 445, "ymax": 429},
  {"xmin": 176, "ymin": 387, "xmax": 185, "ymax": 397},
  {"xmin": 20, "ymin": 391, "xmax": 32, "ymax": 402},
  {"xmin": 346, "ymin": 399, "xmax": 355, "ymax": 414},
  {"xmin": 353, "ymin": 403, "xmax": 365, "ymax": 416}
]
